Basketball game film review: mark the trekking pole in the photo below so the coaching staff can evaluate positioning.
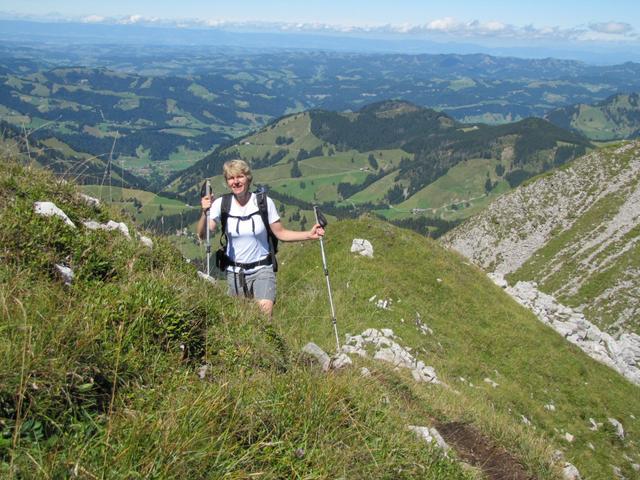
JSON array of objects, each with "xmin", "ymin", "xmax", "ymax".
[
  {"xmin": 200, "ymin": 180, "xmax": 213, "ymax": 277},
  {"xmin": 313, "ymin": 206, "xmax": 340, "ymax": 351}
]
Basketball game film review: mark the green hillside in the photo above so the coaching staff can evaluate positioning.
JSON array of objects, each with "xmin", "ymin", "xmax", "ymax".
[
  {"xmin": 166, "ymin": 101, "xmax": 592, "ymax": 237},
  {"xmin": 3, "ymin": 159, "xmax": 640, "ymax": 478},
  {"xmin": 546, "ymin": 93, "xmax": 640, "ymax": 141},
  {"xmin": 78, "ymin": 184, "xmax": 196, "ymax": 226},
  {"xmin": 0, "ymin": 120, "xmax": 147, "ymax": 190}
]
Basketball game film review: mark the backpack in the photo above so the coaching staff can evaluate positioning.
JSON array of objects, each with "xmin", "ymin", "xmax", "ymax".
[{"xmin": 217, "ymin": 190, "xmax": 279, "ymax": 272}]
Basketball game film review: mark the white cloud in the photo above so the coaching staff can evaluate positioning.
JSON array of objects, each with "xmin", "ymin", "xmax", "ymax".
[
  {"xmin": 1, "ymin": 11, "xmax": 637, "ymax": 44},
  {"xmin": 589, "ymin": 22, "xmax": 633, "ymax": 35},
  {"xmin": 81, "ymin": 15, "xmax": 105, "ymax": 24},
  {"xmin": 426, "ymin": 17, "xmax": 460, "ymax": 32},
  {"xmin": 118, "ymin": 15, "xmax": 145, "ymax": 25}
]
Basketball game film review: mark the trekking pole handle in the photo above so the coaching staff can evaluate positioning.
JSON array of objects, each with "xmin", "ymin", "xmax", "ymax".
[
  {"xmin": 313, "ymin": 205, "xmax": 328, "ymax": 228},
  {"xmin": 201, "ymin": 179, "xmax": 214, "ymax": 205}
]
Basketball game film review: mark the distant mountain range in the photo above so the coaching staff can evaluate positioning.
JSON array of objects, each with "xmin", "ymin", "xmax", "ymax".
[
  {"xmin": 2, "ymin": 44, "xmax": 640, "ymax": 184},
  {"xmin": 3, "ymin": 40, "xmax": 640, "ymax": 238}
]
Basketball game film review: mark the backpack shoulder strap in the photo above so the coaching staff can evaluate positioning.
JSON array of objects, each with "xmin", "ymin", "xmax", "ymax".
[
  {"xmin": 255, "ymin": 191, "xmax": 279, "ymax": 271},
  {"xmin": 255, "ymin": 191, "xmax": 269, "ymax": 226},
  {"xmin": 219, "ymin": 193, "xmax": 233, "ymax": 246}
]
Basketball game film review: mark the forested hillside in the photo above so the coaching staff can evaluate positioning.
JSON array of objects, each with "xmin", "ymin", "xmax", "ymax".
[{"xmin": 0, "ymin": 120, "xmax": 147, "ymax": 189}]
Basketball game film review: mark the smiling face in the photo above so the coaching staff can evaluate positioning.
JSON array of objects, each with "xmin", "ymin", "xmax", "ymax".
[
  {"xmin": 222, "ymin": 159, "xmax": 253, "ymax": 199},
  {"xmin": 226, "ymin": 172, "xmax": 250, "ymax": 197}
]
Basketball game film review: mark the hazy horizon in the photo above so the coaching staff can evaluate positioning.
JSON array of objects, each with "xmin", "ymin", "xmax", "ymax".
[{"xmin": 1, "ymin": 1, "xmax": 640, "ymax": 64}]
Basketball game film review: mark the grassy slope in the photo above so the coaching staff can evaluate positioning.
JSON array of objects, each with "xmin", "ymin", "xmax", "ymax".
[
  {"xmin": 562, "ymin": 95, "xmax": 640, "ymax": 141},
  {"xmin": 276, "ymin": 217, "xmax": 640, "ymax": 479},
  {"xmin": 378, "ymin": 158, "xmax": 511, "ymax": 221},
  {"xmin": 0, "ymin": 160, "xmax": 467, "ymax": 479},
  {"xmin": 3, "ymin": 160, "xmax": 639, "ymax": 479}
]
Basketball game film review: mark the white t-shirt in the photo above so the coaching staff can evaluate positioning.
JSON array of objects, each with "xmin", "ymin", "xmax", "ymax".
[{"xmin": 209, "ymin": 193, "xmax": 280, "ymax": 272}]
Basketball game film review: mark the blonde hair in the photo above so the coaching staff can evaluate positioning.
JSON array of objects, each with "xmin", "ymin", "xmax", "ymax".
[{"xmin": 222, "ymin": 159, "xmax": 252, "ymax": 184}]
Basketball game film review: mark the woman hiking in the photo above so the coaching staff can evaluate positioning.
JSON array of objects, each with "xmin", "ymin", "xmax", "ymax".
[{"xmin": 197, "ymin": 159, "xmax": 325, "ymax": 317}]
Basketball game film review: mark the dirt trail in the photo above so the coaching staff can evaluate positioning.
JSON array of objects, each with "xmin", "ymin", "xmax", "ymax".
[{"xmin": 436, "ymin": 422, "xmax": 535, "ymax": 480}]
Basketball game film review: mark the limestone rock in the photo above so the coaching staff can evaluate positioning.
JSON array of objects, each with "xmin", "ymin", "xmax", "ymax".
[
  {"xmin": 34, "ymin": 201, "xmax": 75, "ymax": 227},
  {"xmin": 488, "ymin": 272, "xmax": 508, "ymax": 288},
  {"xmin": 343, "ymin": 328, "xmax": 439, "ymax": 384},
  {"xmin": 330, "ymin": 353, "xmax": 352, "ymax": 370},
  {"xmin": 408, "ymin": 425, "xmax": 450, "ymax": 453},
  {"xmin": 139, "ymin": 235, "xmax": 154, "ymax": 248},
  {"xmin": 562, "ymin": 462, "xmax": 582, "ymax": 480},
  {"xmin": 484, "ymin": 377, "xmax": 499, "ymax": 388},
  {"xmin": 83, "ymin": 220, "xmax": 131, "ymax": 239},
  {"xmin": 197, "ymin": 271, "xmax": 216, "ymax": 284},
  {"xmin": 54, "ymin": 264, "xmax": 74, "ymax": 285},
  {"xmin": 608, "ymin": 418, "xmax": 625, "ymax": 440},
  {"xmin": 376, "ymin": 298, "xmax": 392, "ymax": 310},
  {"xmin": 504, "ymin": 280, "xmax": 640, "ymax": 385},
  {"xmin": 197, "ymin": 364, "xmax": 210, "ymax": 380},
  {"xmin": 79, "ymin": 193, "xmax": 100, "ymax": 207},
  {"xmin": 302, "ymin": 342, "xmax": 331, "ymax": 371},
  {"xmin": 351, "ymin": 238, "xmax": 374, "ymax": 258}
]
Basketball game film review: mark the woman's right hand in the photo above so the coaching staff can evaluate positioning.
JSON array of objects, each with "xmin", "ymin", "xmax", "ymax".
[{"xmin": 201, "ymin": 194, "xmax": 213, "ymax": 211}]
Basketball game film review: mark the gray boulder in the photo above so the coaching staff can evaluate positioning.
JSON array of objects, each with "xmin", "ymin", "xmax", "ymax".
[
  {"xmin": 302, "ymin": 342, "xmax": 332, "ymax": 371},
  {"xmin": 351, "ymin": 239, "xmax": 374, "ymax": 258},
  {"xmin": 34, "ymin": 201, "xmax": 75, "ymax": 227},
  {"xmin": 54, "ymin": 264, "xmax": 74, "ymax": 285}
]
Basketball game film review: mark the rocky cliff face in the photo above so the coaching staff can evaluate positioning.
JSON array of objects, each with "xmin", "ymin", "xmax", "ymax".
[{"xmin": 442, "ymin": 141, "xmax": 640, "ymax": 338}]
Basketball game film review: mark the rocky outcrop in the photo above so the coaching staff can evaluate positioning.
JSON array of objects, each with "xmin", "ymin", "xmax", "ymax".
[
  {"xmin": 34, "ymin": 201, "xmax": 155, "ymax": 286},
  {"xmin": 341, "ymin": 328, "xmax": 440, "ymax": 384},
  {"xmin": 442, "ymin": 142, "xmax": 640, "ymax": 276},
  {"xmin": 490, "ymin": 273, "xmax": 640, "ymax": 385},
  {"xmin": 443, "ymin": 141, "xmax": 640, "ymax": 337},
  {"xmin": 34, "ymin": 201, "xmax": 75, "ymax": 227},
  {"xmin": 83, "ymin": 220, "xmax": 131, "ymax": 239}
]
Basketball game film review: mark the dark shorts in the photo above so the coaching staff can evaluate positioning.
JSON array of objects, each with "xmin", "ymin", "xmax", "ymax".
[{"xmin": 226, "ymin": 265, "xmax": 276, "ymax": 302}]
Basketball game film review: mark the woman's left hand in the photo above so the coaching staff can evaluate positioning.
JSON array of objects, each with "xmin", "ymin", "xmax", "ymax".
[{"xmin": 309, "ymin": 223, "xmax": 325, "ymax": 239}]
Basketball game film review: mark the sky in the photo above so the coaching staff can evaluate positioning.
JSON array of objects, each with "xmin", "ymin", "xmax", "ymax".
[{"xmin": 2, "ymin": 1, "xmax": 640, "ymax": 52}]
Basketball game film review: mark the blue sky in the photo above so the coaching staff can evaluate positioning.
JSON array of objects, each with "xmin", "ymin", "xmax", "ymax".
[
  {"xmin": 1, "ymin": 1, "xmax": 637, "ymax": 27},
  {"xmin": 2, "ymin": 1, "xmax": 640, "ymax": 49}
]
